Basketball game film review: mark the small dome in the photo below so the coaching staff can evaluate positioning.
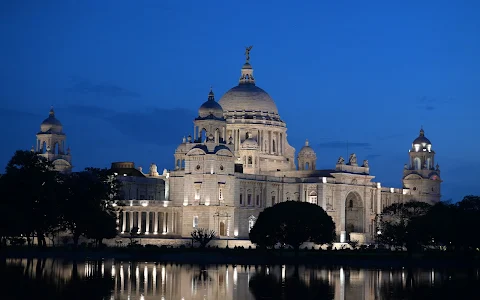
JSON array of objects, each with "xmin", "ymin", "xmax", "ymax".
[
  {"xmin": 40, "ymin": 107, "xmax": 63, "ymax": 133},
  {"xmin": 198, "ymin": 88, "xmax": 224, "ymax": 119},
  {"xmin": 413, "ymin": 128, "xmax": 431, "ymax": 145},
  {"xmin": 241, "ymin": 132, "xmax": 258, "ymax": 149},
  {"xmin": 298, "ymin": 139, "xmax": 316, "ymax": 157}
]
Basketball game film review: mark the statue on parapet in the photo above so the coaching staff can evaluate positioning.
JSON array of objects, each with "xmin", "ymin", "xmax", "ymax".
[
  {"xmin": 349, "ymin": 153, "xmax": 357, "ymax": 165},
  {"xmin": 337, "ymin": 156, "xmax": 345, "ymax": 165},
  {"xmin": 362, "ymin": 160, "xmax": 369, "ymax": 168}
]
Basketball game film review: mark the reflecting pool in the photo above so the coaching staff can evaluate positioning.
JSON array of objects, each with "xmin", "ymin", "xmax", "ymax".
[{"xmin": 2, "ymin": 259, "xmax": 480, "ymax": 299}]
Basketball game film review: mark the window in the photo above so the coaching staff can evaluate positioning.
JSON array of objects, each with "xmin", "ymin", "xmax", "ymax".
[
  {"xmin": 248, "ymin": 194, "xmax": 252, "ymax": 205},
  {"xmin": 308, "ymin": 192, "xmax": 317, "ymax": 204},
  {"xmin": 195, "ymin": 186, "xmax": 201, "ymax": 200},
  {"xmin": 256, "ymin": 195, "xmax": 260, "ymax": 206},
  {"xmin": 240, "ymin": 194, "xmax": 243, "ymax": 205},
  {"xmin": 193, "ymin": 216, "xmax": 198, "ymax": 228},
  {"xmin": 248, "ymin": 216, "xmax": 256, "ymax": 232},
  {"xmin": 248, "ymin": 156, "xmax": 253, "ymax": 165}
]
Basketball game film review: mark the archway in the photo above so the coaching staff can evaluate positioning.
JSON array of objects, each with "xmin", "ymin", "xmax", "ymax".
[
  {"xmin": 345, "ymin": 192, "xmax": 364, "ymax": 241},
  {"xmin": 219, "ymin": 221, "xmax": 226, "ymax": 236}
]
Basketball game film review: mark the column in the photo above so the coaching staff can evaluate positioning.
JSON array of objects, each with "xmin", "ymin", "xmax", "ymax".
[
  {"xmin": 122, "ymin": 211, "xmax": 126, "ymax": 233},
  {"xmin": 116, "ymin": 211, "xmax": 120, "ymax": 231},
  {"xmin": 146, "ymin": 212, "xmax": 150, "ymax": 234},
  {"xmin": 137, "ymin": 211, "xmax": 142, "ymax": 233},
  {"xmin": 193, "ymin": 125, "xmax": 196, "ymax": 141},
  {"xmin": 129, "ymin": 211, "xmax": 134, "ymax": 232},
  {"xmin": 154, "ymin": 212, "xmax": 158, "ymax": 234},
  {"xmin": 163, "ymin": 212, "xmax": 167, "ymax": 234}
]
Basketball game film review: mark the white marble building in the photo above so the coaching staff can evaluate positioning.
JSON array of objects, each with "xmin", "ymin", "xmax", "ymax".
[
  {"xmin": 109, "ymin": 51, "xmax": 442, "ymax": 244},
  {"xmin": 33, "ymin": 52, "xmax": 442, "ymax": 244}
]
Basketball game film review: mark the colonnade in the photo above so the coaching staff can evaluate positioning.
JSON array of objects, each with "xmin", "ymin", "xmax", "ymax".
[
  {"xmin": 230, "ymin": 128, "xmax": 285, "ymax": 155},
  {"xmin": 119, "ymin": 210, "xmax": 178, "ymax": 235}
]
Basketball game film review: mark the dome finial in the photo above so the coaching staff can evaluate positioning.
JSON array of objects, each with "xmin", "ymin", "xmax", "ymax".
[
  {"xmin": 49, "ymin": 105, "xmax": 55, "ymax": 116},
  {"xmin": 208, "ymin": 86, "xmax": 214, "ymax": 101},
  {"xmin": 305, "ymin": 139, "xmax": 309, "ymax": 146},
  {"xmin": 240, "ymin": 46, "xmax": 255, "ymax": 85},
  {"xmin": 420, "ymin": 126, "xmax": 425, "ymax": 136},
  {"xmin": 245, "ymin": 45, "xmax": 253, "ymax": 63}
]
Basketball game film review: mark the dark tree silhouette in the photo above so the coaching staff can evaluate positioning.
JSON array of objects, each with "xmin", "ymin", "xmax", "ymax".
[
  {"xmin": 249, "ymin": 201, "xmax": 335, "ymax": 252},
  {"xmin": 191, "ymin": 228, "xmax": 217, "ymax": 248},
  {"xmin": 378, "ymin": 201, "xmax": 431, "ymax": 250},
  {"xmin": 1, "ymin": 150, "xmax": 61, "ymax": 246},
  {"xmin": 61, "ymin": 168, "xmax": 119, "ymax": 246}
]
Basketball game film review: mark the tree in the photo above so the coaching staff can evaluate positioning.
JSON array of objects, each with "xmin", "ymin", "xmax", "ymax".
[
  {"xmin": 127, "ymin": 226, "xmax": 140, "ymax": 246},
  {"xmin": 249, "ymin": 201, "xmax": 336, "ymax": 252},
  {"xmin": 378, "ymin": 201, "xmax": 431, "ymax": 249},
  {"xmin": 1, "ymin": 150, "xmax": 61, "ymax": 246},
  {"xmin": 191, "ymin": 228, "xmax": 217, "ymax": 248},
  {"xmin": 61, "ymin": 168, "xmax": 120, "ymax": 246}
]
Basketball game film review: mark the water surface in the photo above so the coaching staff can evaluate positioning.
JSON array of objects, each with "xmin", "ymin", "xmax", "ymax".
[{"xmin": 2, "ymin": 259, "xmax": 479, "ymax": 299}]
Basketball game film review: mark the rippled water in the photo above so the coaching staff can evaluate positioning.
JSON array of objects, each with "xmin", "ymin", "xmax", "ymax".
[{"xmin": 2, "ymin": 259, "xmax": 480, "ymax": 299}]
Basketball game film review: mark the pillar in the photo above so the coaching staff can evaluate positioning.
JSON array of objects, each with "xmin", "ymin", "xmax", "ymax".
[
  {"xmin": 122, "ymin": 211, "xmax": 126, "ymax": 233},
  {"xmin": 154, "ymin": 212, "xmax": 158, "ymax": 234},
  {"xmin": 129, "ymin": 211, "xmax": 133, "ymax": 232},
  {"xmin": 163, "ymin": 212, "xmax": 167, "ymax": 234},
  {"xmin": 146, "ymin": 212, "xmax": 150, "ymax": 234},
  {"xmin": 137, "ymin": 211, "xmax": 142, "ymax": 233}
]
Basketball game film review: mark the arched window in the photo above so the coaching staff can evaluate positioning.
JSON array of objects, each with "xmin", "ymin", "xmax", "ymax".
[
  {"xmin": 414, "ymin": 157, "xmax": 421, "ymax": 170},
  {"xmin": 305, "ymin": 162, "xmax": 310, "ymax": 170},
  {"xmin": 219, "ymin": 221, "xmax": 226, "ymax": 236},
  {"xmin": 200, "ymin": 129, "xmax": 207, "ymax": 142},
  {"xmin": 42, "ymin": 141, "xmax": 47, "ymax": 153},
  {"xmin": 248, "ymin": 156, "xmax": 253, "ymax": 165},
  {"xmin": 272, "ymin": 140, "xmax": 276, "ymax": 153}
]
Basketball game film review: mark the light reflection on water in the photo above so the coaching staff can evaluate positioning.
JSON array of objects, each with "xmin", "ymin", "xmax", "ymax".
[{"xmin": 2, "ymin": 258, "xmax": 480, "ymax": 299}]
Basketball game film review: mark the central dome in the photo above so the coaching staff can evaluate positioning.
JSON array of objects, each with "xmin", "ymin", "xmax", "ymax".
[
  {"xmin": 218, "ymin": 59, "xmax": 280, "ymax": 120},
  {"xmin": 219, "ymin": 84, "xmax": 279, "ymax": 114}
]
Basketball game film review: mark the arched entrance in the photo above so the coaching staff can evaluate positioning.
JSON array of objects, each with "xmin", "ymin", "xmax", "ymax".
[{"xmin": 345, "ymin": 192, "xmax": 364, "ymax": 241}]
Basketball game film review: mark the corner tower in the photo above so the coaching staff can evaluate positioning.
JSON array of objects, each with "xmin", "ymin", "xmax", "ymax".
[
  {"xmin": 297, "ymin": 139, "xmax": 317, "ymax": 170},
  {"xmin": 402, "ymin": 127, "xmax": 441, "ymax": 203},
  {"xmin": 35, "ymin": 107, "xmax": 72, "ymax": 172}
]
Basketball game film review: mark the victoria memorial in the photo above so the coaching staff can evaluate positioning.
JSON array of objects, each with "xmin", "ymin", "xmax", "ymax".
[{"xmin": 34, "ymin": 49, "xmax": 442, "ymax": 245}]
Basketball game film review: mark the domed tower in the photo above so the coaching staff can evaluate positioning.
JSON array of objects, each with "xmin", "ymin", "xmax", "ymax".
[
  {"xmin": 35, "ymin": 107, "xmax": 72, "ymax": 172},
  {"xmin": 218, "ymin": 46, "xmax": 296, "ymax": 173},
  {"xmin": 193, "ymin": 88, "xmax": 227, "ymax": 144},
  {"xmin": 402, "ymin": 127, "xmax": 441, "ymax": 203},
  {"xmin": 297, "ymin": 139, "xmax": 317, "ymax": 170}
]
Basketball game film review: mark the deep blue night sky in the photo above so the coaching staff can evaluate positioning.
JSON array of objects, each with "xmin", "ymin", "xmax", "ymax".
[{"xmin": 1, "ymin": 0, "xmax": 479, "ymax": 201}]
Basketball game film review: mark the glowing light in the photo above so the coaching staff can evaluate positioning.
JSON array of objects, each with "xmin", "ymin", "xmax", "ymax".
[
  {"xmin": 234, "ymin": 230, "xmax": 238, "ymax": 237},
  {"xmin": 390, "ymin": 188, "xmax": 394, "ymax": 193},
  {"xmin": 141, "ymin": 202, "xmax": 148, "ymax": 207},
  {"xmin": 377, "ymin": 182, "xmax": 381, "ymax": 188},
  {"xmin": 111, "ymin": 265, "xmax": 116, "ymax": 277},
  {"xmin": 183, "ymin": 202, "xmax": 188, "ymax": 206},
  {"xmin": 322, "ymin": 177, "xmax": 327, "ymax": 183},
  {"xmin": 233, "ymin": 266, "xmax": 238, "ymax": 285},
  {"xmin": 163, "ymin": 201, "xmax": 168, "ymax": 207},
  {"xmin": 281, "ymin": 265, "xmax": 286, "ymax": 281}
]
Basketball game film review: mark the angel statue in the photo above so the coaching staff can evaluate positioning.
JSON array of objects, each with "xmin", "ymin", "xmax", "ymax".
[
  {"xmin": 245, "ymin": 45, "xmax": 253, "ymax": 62},
  {"xmin": 337, "ymin": 156, "xmax": 345, "ymax": 165},
  {"xmin": 349, "ymin": 153, "xmax": 357, "ymax": 165}
]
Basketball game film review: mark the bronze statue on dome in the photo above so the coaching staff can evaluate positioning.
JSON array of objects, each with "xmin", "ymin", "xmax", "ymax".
[{"xmin": 245, "ymin": 45, "xmax": 253, "ymax": 62}]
